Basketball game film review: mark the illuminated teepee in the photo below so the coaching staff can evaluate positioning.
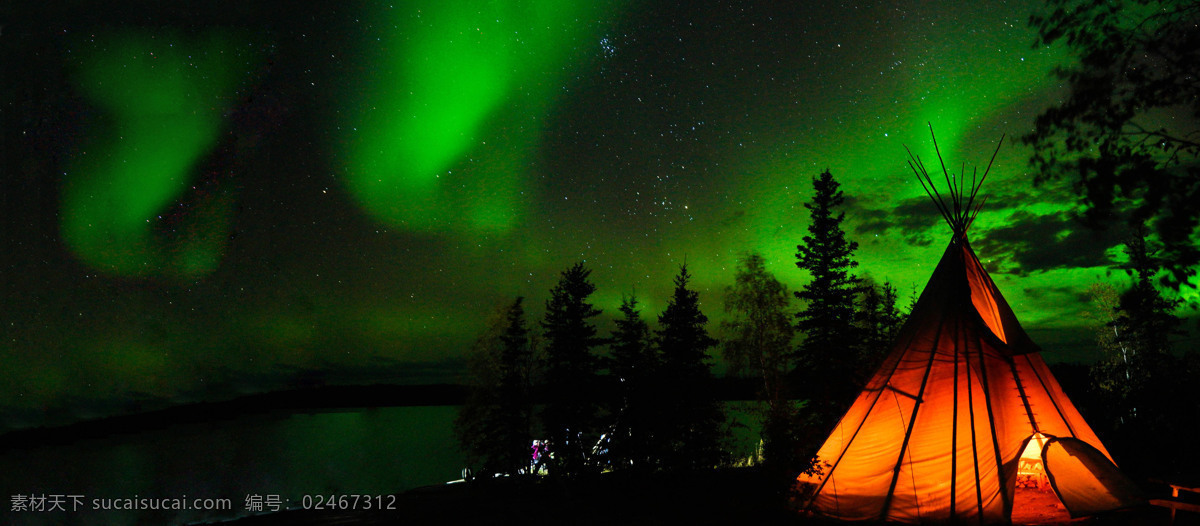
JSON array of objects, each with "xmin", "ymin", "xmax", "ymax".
[{"xmin": 794, "ymin": 130, "xmax": 1143, "ymax": 524}]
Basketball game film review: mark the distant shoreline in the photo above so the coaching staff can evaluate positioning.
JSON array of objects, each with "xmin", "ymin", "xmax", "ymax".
[
  {"xmin": 0, "ymin": 383, "xmax": 467, "ymax": 449},
  {"xmin": 0, "ymin": 378, "xmax": 763, "ymax": 450}
]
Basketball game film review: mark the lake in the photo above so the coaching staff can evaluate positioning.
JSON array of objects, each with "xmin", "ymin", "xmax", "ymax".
[{"xmin": 1, "ymin": 403, "xmax": 763, "ymax": 525}]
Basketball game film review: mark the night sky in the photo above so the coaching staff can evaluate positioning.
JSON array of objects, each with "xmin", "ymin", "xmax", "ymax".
[{"xmin": 4, "ymin": 1, "xmax": 1188, "ymax": 423}]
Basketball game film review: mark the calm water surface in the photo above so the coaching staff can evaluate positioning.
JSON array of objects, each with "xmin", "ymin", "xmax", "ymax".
[{"xmin": 1, "ymin": 403, "xmax": 762, "ymax": 525}]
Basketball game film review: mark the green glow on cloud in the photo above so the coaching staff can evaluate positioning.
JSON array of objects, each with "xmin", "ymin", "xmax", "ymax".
[
  {"xmin": 62, "ymin": 31, "xmax": 254, "ymax": 278},
  {"xmin": 339, "ymin": 1, "xmax": 622, "ymax": 234}
]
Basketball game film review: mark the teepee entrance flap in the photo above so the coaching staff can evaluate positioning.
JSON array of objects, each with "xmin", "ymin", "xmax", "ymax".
[{"xmin": 1042, "ymin": 437, "xmax": 1145, "ymax": 518}]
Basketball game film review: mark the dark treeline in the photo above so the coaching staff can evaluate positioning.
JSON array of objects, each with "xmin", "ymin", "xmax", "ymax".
[
  {"xmin": 455, "ymin": 263, "xmax": 734, "ymax": 479},
  {"xmin": 454, "ymin": 170, "xmax": 905, "ymax": 483}
]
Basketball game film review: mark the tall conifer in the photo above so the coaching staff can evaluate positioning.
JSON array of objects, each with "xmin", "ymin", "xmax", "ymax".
[
  {"xmin": 795, "ymin": 170, "xmax": 862, "ymax": 419},
  {"xmin": 656, "ymin": 264, "xmax": 728, "ymax": 470},
  {"xmin": 454, "ymin": 297, "xmax": 535, "ymax": 476},
  {"xmin": 605, "ymin": 294, "xmax": 658, "ymax": 471},
  {"xmin": 541, "ymin": 262, "xmax": 604, "ymax": 476}
]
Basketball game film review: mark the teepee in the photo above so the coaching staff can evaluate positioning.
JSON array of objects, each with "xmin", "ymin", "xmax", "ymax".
[{"xmin": 795, "ymin": 132, "xmax": 1143, "ymax": 524}]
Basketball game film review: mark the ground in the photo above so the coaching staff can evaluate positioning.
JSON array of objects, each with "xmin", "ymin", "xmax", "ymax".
[
  {"xmin": 1012, "ymin": 486, "xmax": 1079, "ymax": 526},
  {"xmin": 208, "ymin": 468, "xmax": 1182, "ymax": 526}
]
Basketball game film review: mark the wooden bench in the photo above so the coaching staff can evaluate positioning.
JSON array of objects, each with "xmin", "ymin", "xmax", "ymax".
[{"xmin": 1149, "ymin": 483, "xmax": 1200, "ymax": 525}]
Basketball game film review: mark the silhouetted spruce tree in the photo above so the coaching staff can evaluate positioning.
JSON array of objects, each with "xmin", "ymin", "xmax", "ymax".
[
  {"xmin": 656, "ymin": 264, "xmax": 729, "ymax": 471},
  {"xmin": 794, "ymin": 170, "xmax": 863, "ymax": 423},
  {"xmin": 540, "ymin": 262, "xmax": 604, "ymax": 476},
  {"xmin": 454, "ymin": 297, "xmax": 536, "ymax": 477},
  {"xmin": 854, "ymin": 276, "xmax": 903, "ymax": 378},
  {"xmin": 905, "ymin": 283, "xmax": 920, "ymax": 318},
  {"xmin": 721, "ymin": 252, "xmax": 802, "ymax": 475},
  {"xmin": 604, "ymin": 293, "xmax": 659, "ymax": 472}
]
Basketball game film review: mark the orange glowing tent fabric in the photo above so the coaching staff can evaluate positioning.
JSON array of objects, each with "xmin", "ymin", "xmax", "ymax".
[{"xmin": 795, "ymin": 135, "xmax": 1143, "ymax": 524}]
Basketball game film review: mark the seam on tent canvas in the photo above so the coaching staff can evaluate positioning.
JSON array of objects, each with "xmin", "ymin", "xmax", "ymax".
[
  {"xmin": 1006, "ymin": 354, "xmax": 1041, "ymax": 432},
  {"xmin": 829, "ymin": 473, "xmax": 840, "ymax": 516},
  {"xmin": 907, "ymin": 424, "xmax": 923, "ymax": 522},
  {"xmin": 878, "ymin": 310, "xmax": 949, "ymax": 521},
  {"xmin": 1020, "ymin": 353, "xmax": 1077, "ymax": 438}
]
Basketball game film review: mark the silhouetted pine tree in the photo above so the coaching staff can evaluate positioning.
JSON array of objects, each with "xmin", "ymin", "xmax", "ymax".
[
  {"xmin": 655, "ymin": 264, "xmax": 729, "ymax": 471},
  {"xmin": 604, "ymin": 294, "xmax": 659, "ymax": 472},
  {"xmin": 540, "ymin": 262, "xmax": 604, "ymax": 476},
  {"xmin": 454, "ymin": 297, "xmax": 536, "ymax": 477},
  {"xmin": 795, "ymin": 170, "xmax": 862, "ymax": 421}
]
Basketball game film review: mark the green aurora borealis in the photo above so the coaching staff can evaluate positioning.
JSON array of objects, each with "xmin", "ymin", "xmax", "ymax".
[
  {"xmin": 341, "ymin": 1, "xmax": 624, "ymax": 233},
  {"xmin": 4, "ymin": 1, "xmax": 1194, "ymax": 422},
  {"xmin": 62, "ymin": 30, "xmax": 256, "ymax": 278}
]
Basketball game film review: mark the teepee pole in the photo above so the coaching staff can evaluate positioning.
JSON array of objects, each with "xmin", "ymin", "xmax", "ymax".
[
  {"xmin": 965, "ymin": 328, "xmax": 985, "ymax": 519},
  {"xmin": 959, "ymin": 159, "xmax": 967, "ymax": 219},
  {"xmin": 908, "ymin": 127, "xmax": 1004, "ymax": 237},
  {"xmin": 964, "ymin": 165, "xmax": 974, "ymax": 210},
  {"xmin": 928, "ymin": 125, "xmax": 960, "ymax": 230},
  {"xmin": 906, "ymin": 149, "xmax": 955, "ymax": 233},
  {"xmin": 966, "ymin": 135, "xmax": 1005, "ymax": 212},
  {"xmin": 966, "ymin": 194, "xmax": 990, "ymax": 233},
  {"xmin": 1007, "ymin": 356, "xmax": 1042, "ymax": 432}
]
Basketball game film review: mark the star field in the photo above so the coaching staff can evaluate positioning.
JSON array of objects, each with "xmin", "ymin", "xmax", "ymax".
[{"xmin": 2, "ymin": 0, "xmax": 1177, "ymax": 421}]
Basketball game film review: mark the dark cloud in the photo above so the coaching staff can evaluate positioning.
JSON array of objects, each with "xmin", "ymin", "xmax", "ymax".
[
  {"xmin": 718, "ymin": 208, "xmax": 747, "ymax": 229},
  {"xmin": 853, "ymin": 196, "xmax": 941, "ymax": 247},
  {"xmin": 1020, "ymin": 284, "xmax": 1091, "ymax": 304},
  {"xmin": 973, "ymin": 210, "xmax": 1125, "ymax": 275},
  {"xmin": 985, "ymin": 187, "xmax": 1043, "ymax": 206}
]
